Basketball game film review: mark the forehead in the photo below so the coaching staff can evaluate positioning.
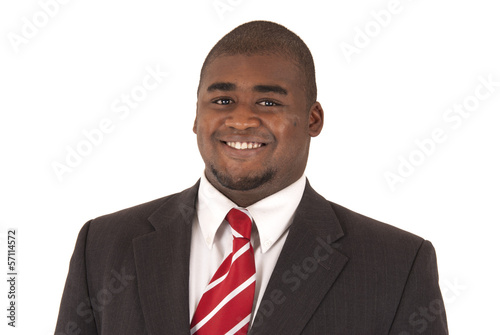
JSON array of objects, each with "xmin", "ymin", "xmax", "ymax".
[{"xmin": 200, "ymin": 54, "xmax": 305, "ymax": 93}]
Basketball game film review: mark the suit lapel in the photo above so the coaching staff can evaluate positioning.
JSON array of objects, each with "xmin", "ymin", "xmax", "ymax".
[
  {"xmin": 249, "ymin": 181, "xmax": 348, "ymax": 335},
  {"xmin": 133, "ymin": 182, "xmax": 199, "ymax": 335}
]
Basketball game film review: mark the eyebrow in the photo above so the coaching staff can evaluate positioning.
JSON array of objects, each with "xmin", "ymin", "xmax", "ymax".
[
  {"xmin": 207, "ymin": 82, "xmax": 236, "ymax": 92},
  {"xmin": 206, "ymin": 82, "xmax": 288, "ymax": 96},
  {"xmin": 253, "ymin": 85, "xmax": 288, "ymax": 96}
]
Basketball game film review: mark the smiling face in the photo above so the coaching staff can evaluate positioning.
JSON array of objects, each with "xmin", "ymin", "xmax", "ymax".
[{"xmin": 194, "ymin": 53, "xmax": 323, "ymax": 206}]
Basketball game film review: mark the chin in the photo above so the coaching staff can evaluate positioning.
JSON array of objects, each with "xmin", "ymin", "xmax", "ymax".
[{"xmin": 210, "ymin": 166, "xmax": 276, "ymax": 191}]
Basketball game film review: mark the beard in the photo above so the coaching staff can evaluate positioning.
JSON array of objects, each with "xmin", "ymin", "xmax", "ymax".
[{"xmin": 210, "ymin": 165, "xmax": 276, "ymax": 191}]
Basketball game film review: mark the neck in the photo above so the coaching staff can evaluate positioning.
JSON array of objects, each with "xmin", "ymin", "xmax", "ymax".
[
  {"xmin": 215, "ymin": 187, "xmax": 275, "ymax": 208},
  {"xmin": 204, "ymin": 172, "xmax": 302, "ymax": 208}
]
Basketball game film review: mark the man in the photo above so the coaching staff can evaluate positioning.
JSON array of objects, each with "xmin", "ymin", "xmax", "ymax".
[{"xmin": 55, "ymin": 21, "xmax": 448, "ymax": 334}]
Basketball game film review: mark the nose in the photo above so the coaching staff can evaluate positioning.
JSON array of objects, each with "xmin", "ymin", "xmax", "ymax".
[{"xmin": 224, "ymin": 104, "xmax": 261, "ymax": 130}]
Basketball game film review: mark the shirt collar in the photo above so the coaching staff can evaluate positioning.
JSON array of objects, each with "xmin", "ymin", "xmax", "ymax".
[{"xmin": 196, "ymin": 173, "xmax": 306, "ymax": 253}]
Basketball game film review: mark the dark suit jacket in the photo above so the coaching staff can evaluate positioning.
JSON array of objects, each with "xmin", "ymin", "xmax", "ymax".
[{"xmin": 55, "ymin": 181, "xmax": 448, "ymax": 334}]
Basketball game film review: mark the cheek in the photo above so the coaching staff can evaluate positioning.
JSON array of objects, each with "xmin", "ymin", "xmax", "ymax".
[
  {"xmin": 196, "ymin": 116, "xmax": 222, "ymax": 160},
  {"xmin": 196, "ymin": 115, "xmax": 215, "ymax": 139},
  {"xmin": 270, "ymin": 114, "xmax": 298, "ymax": 133},
  {"xmin": 273, "ymin": 115, "xmax": 307, "ymax": 139},
  {"xmin": 278, "ymin": 117, "xmax": 310, "ymax": 153},
  {"xmin": 197, "ymin": 110, "xmax": 225, "ymax": 132},
  {"xmin": 195, "ymin": 122, "xmax": 211, "ymax": 152}
]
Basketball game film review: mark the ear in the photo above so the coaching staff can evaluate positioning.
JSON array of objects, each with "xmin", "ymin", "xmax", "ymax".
[{"xmin": 308, "ymin": 102, "xmax": 324, "ymax": 137}]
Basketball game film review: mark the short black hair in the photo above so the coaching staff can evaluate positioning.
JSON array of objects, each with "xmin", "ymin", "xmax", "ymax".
[{"xmin": 199, "ymin": 20, "xmax": 317, "ymax": 107}]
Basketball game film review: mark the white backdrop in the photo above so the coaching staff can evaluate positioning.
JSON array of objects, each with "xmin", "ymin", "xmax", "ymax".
[{"xmin": 1, "ymin": 0, "xmax": 499, "ymax": 333}]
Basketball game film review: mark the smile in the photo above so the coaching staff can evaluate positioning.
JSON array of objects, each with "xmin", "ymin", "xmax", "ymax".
[{"xmin": 224, "ymin": 141, "xmax": 264, "ymax": 150}]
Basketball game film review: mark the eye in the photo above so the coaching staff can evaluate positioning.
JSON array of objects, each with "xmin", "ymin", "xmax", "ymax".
[
  {"xmin": 213, "ymin": 98, "xmax": 233, "ymax": 105},
  {"xmin": 257, "ymin": 100, "xmax": 280, "ymax": 107}
]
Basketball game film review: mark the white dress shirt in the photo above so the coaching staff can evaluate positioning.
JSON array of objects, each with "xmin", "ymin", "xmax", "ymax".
[{"xmin": 189, "ymin": 173, "xmax": 307, "ymax": 323}]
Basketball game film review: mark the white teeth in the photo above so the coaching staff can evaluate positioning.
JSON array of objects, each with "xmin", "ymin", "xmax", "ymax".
[{"xmin": 226, "ymin": 141, "xmax": 263, "ymax": 150}]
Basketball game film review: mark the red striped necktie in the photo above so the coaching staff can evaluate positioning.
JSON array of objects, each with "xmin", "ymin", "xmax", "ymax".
[{"xmin": 190, "ymin": 208, "xmax": 256, "ymax": 335}]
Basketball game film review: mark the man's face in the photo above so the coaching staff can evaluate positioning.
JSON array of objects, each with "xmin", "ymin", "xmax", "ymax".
[{"xmin": 194, "ymin": 53, "xmax": 323, "ymax": 204}]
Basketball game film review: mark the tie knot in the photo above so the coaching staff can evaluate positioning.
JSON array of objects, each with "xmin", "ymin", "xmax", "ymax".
[{"xmin": 225, "ymin": 208, "xmax": 252, "ymax": 240}]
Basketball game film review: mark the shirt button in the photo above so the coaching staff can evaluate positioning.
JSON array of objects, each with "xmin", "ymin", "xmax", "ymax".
[
  {"xmin": 205, "ymin": 236, "xmax": 212, "ymax": 244},
  {"xmin": 264, "ymin": 240, "xmax": 272, "ymax": 248}
]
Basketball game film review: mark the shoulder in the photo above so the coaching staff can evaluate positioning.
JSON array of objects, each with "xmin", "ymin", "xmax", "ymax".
[
  {"xmin": 82, "ymin": 181, "xmax": 199, "ymax": 249},
  {"xmin": 328, "ymin": 201, "xmax": 428, "ymax": 266},
  {"xmin": 300, "ymin": 181, "xmax": 427, "ymax": 257},
  {"xmin": 88, "ymin": 194, "xmax": 173, "ymax": 235},
  {"xmin": 97, "ymin": 194, "xmax": 172, "ymax": 222},
  {"xmin": 330, "ymin": 201, "xmax": 423, "ymax": 244}
]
